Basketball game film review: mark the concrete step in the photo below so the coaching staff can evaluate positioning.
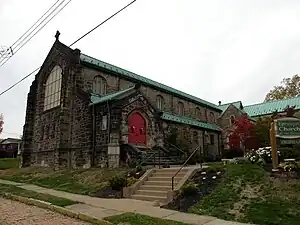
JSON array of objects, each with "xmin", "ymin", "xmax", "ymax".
[
  {"xmin": 144, "ymin": 180, "xmax": 178, "ymax": 186},
  {"xmin": 156, "ymin": 168, "xmax": 190, "ymax": 172},
  {"xmin": 135, "ymin": 190, "xmax": 168, "ymax": 197},
  {"xmin": 148, "ymin": 176, "xmax": 183, "ymax": 182},
  {"xmin": 131, "ymin": 194, "xmax": 166, "ymax": 202},
  {"xmin": 153, "ymin": 172, "xmax": 186, "ymax": 177},
  {"xmin": 139, "ymin": 185, "xmax": 172, "ymax": 191}
]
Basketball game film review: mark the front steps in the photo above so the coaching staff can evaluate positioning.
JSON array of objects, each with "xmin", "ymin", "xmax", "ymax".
[{"xmin": 130, "ymin": 167, "xmax": 190, "ymax": 204}]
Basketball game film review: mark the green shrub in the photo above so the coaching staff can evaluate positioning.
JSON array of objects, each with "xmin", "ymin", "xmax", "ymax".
[
  {"xmin": 126, "ymin": 177, "xmax": 138, "ymax": 186},
  {"xmin": 204, "ymin": 164, "xmax": 225, "ymax": 173},
  {"xmin": 279, "ymin": 147, "xmax": 300, "ymax": 161},
  {"xmin": 180, "ymin": 182, "xmax": 198, "ymax": 196},
  {"xmin": 109, "ymin": 175, "xmax": 127, "ymax": 191},
  {"xmin": 278, "ymin": 162, "xmax": 299, "ymax": 172},
  {"xmin": 129, "ymin": 166, "xmax": 145, "ymax": 179},
  {"xmin": 222, "ymin": 148, "xmax": 244, "ymax": 159}
]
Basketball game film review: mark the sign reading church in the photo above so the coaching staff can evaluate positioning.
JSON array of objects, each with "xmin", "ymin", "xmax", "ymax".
[{"xmin": 275, "ymin": 117, "xmax": 300, "ymax": 145}]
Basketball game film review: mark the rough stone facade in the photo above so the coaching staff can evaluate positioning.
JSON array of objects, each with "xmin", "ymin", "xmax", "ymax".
[
  {"xmin": 21, "ymin": 38, "xmax": 223, "ymax": 169},
  {"xmin": 218, "ymin": 104, "xmax": 245, "ymax": 149}
]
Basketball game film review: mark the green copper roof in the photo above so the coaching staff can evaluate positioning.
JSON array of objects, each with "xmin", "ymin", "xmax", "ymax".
[
  {"xmin": 161, "ymin": 112, "xmax": 222, "ymax": 132},
  {"xmin": 218, "ymin": 101, "xmax": 243, "ymax": 111},
  {"xmin": 243, "ymin": 96, "xmax": 300, "ymax": 117},
  {"xmin": 218, "ymin": 101, "xmax": 256, "ymax": 121},
  {"xmin": 90, "ymin": 86, "xmax": 136, "ymax": 106},
  {"xmin": 80, "ymin": 53, "xmax": 221, "ymax": 112}
]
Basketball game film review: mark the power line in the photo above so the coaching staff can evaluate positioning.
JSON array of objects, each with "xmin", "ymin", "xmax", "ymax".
[
  {"xmin": 0, "ymin": 0, "xmax": 137, "ymax": 97},
  {"xmin": 5, "ymin": 0, "xmax": 61, "ymax": 52},
  {"xmin": 69, "ymin": 0, "xmax": 137, "ymax": 46},
  {"xmin": 0, "ymin": 0, "xmax": 70, "ymax": 67},
  {"xmin": 0, "ymin": 0, "xmax": 65, "ymax": 65}
]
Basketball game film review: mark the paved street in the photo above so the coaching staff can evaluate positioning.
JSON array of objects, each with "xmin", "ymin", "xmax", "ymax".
[{"xmin": 0, "ymin": 197, "xmax": 91, "ymax": 225}]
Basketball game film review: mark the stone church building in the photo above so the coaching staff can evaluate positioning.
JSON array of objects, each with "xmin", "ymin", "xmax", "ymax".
[{"xmin": 21, "ymin": 36, "xmax": 223, "ymax": 169}]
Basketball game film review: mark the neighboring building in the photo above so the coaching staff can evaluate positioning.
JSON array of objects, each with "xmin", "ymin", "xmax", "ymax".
[
  {"xmin": 218, "ymin": 96, "xmax": 300, "ymax": 149},
  {"xmin": 21, "ymin": 34, "xmax": 223, "ymax": 169},
  {"xmin": 0, "ymin": 138, "xmax": 22, "ymax": 158}
]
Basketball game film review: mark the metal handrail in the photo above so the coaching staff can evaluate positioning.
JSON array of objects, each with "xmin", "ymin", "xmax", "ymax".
[
  {"xmin": 136, "ymin": 148, "xmax": 157, "ymax": 168},
  {"xmin": 164, "ymin": 140, "xmax": 186, "ymax": 155},
  {"xmin": 171, "ymin": 145, "xmax": 201, "ymax": 190}
]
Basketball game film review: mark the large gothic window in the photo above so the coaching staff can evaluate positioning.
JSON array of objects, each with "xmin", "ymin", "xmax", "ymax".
[
  {"xmin": 92, "ymin": 76, "xmax": 107, "ymax": 96},
  {"xmin": 178, "ymin": 102, "xmax": 184, "ymax": 115},
  {"xmin": 44, "ymin": 66, "xmax": 62, "ymax": 111},
  {"xmin": 156, "ymin": 95, "xmax": 164, "ymax": 110}
]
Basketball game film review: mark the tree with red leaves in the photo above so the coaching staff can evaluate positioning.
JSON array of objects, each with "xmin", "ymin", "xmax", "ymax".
[
  {"xmin": 228, "ymin": 114, "xmax": 258, "ymax": 153},
  {"xmin": 0, "ymin": 114, "xmax": 3, "ymax": 134}
]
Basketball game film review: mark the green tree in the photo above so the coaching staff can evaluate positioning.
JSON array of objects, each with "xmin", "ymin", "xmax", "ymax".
[
  {"xmin": 265, "ymin": 74, "xmax": 300, "ymax": 102},
  {"xmin": 253, "ymin": 117, "xmax": 271, "ymax": 147}
]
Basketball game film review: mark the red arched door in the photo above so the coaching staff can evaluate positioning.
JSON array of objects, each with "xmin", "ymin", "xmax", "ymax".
[{"xmin": 128, "ymin": 112, "xmax": 146, "ymax": 145}]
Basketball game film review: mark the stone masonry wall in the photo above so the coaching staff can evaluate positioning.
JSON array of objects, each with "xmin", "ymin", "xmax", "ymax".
[
  {"xmin": 162, "ymin": 121, "xmax": 220, "ymax": 159},
  {"xmin": 218, "ymin": 104, "xmax": 245, "ymax": 150},
  {"xmin": 23, "ymin": 40, "xmax": 86, "ymax": 169},
  {"xmin": 82, "ymin": 67, "xmax": 221, "ymax": 125},
  {"xmin": 21, "ymin": 80, "xmax": 37, "ymax": 167}
]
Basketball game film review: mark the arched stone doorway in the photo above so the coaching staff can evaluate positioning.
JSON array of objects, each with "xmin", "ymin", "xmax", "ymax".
[{"xmin": 128, "ymin": 112, "xmax": 147, "ymax": 145}]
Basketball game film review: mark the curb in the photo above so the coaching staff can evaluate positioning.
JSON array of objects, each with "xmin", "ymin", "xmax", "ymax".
[{"xmin": 3, "ymin": 193, "xmax": 112, "ymax": 225}]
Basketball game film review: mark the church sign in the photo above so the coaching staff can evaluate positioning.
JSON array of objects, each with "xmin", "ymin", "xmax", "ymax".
[
  {"xmin": 275, "ymin": 117, "xmax": 300, "ymax": 139},
  {"xmin": 279, "ymin": 139, "xmax": 300, "ymax": 145}
]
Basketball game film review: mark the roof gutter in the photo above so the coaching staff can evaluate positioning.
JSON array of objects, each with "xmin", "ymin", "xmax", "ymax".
[{"xmin": 81, "ymin": 60, "xmax": 221, "ymax": 112}]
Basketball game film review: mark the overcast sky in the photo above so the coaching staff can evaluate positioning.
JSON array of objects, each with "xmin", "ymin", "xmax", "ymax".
[{"xmin": 0, "ymin": 0, "xmax": 300, "ymax": 139}]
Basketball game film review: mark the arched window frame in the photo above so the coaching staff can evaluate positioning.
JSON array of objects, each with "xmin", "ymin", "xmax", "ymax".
[
  {"xmin": 44, "ymin": 65, "xmax": 62, "ymax": 111},
  {"xmin": 210, "ymin": 112, "xmax": 215, "ymax": 123},
  {"xmin": 230, "ymin": 115, "xmax": 235, "ymax": 126},
  {"xmin": 92, "ymin": 75, "xmax": 107, "ymax": 96},
  {"xmin": 156, "ymin": 95, "xmax": 164, "ymax": 110},
  {"xmin": 178, "ymin": 102, "xmax": 184, "ymax": 115}
]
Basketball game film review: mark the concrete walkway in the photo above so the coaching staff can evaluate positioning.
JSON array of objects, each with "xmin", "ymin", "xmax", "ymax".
[{"xmin": 0, "ymin": 179, "xmax": 250, "ymax": 225}]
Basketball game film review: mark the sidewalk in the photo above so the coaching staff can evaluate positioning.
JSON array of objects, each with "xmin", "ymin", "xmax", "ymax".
[{"xmin": 0, "ymin": 179, "xmax": 250, "ymax": 225}]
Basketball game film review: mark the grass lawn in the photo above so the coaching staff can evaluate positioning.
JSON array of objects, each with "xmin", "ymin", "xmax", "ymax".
[
  {"xmin": 0, "ymin": 158, "xmax": 19, "ymax": 170},
  {"xmin": 104, "ymin": 213, "xmax": 190, "ymax": 225},
  {"xmin": 189, "ymin": 164, "xmax": 300, "ymax": 225},
  {"xmin": 0, "ymin": 183, "xmax": 75, "ymax": 206},
  {"xmin": 0, "ymin": 167, "xmax": 129, "ymax": 196}
]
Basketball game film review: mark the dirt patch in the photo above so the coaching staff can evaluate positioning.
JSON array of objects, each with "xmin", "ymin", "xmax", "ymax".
[
  {"xmin": 229, "ymin": 184, "xmax": 262, "ymax": 221},
  {"xmin": 269, "ymin": 177, "xmax": 300, "ymax": 201}
]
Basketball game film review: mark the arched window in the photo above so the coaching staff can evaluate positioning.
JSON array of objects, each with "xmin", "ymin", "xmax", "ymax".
[
  {"xmin": 44, "ymin": 66, "xmax": 62, "ymax": 111},
  {"xmin": 178, "ymin": 102, "xmax": 184, "ymax": 115},
  {"xmin": 193, "ymin": 131, "xmax": 199, "ymax": 144},
  {"xmin": 230, "ymin": 115, "xmax": 235, "ymax": 125},
  {"xmin": 156, "ymin": 95, "xmax": 164, "ymax": 110},
  {"xmin": 209, "ymin": 112, "xmax": 215, "ymax": 123},
  {"xmin": 195, "ymin": 107, "xmax": 201, "ymax": 118},
  {"xmin": 92, "ymin": 76, "xmax": 107, "ymax": 96}
]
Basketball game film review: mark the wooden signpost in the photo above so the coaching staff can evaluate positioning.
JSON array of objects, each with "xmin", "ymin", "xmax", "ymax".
[{"xmin": 270, "ymin": 105, "xmax": 300, "ymax": 169}]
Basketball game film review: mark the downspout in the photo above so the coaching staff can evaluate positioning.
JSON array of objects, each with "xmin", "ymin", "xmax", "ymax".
[
  {"xmin": 92, "ymin": 103, "xmax": 96, "ymax": 166},
  {"xmin": 202, "ymin": 131, "xmax": 205, "ymax": 157},
  {"xmin": 106, "ymin": 100, "xmax": 111, "ymax": 167},
  {"xmin": 107, "ymin": 101, "xmax": 111, "ymax": 144},
  {"xmin": 217, "ymin": 132, "xmax": 221, "ymax": 157}
]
